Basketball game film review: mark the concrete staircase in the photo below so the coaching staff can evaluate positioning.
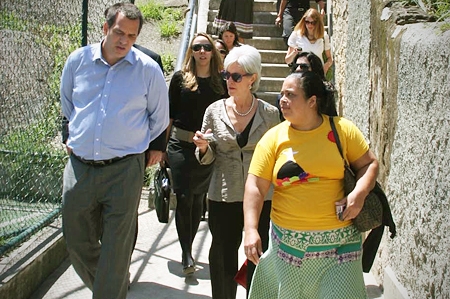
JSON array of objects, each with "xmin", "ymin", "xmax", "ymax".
[
  {"xmin": 206, "ymin": 0, "xmax": 289, "ymax": 105},
  {"xmin": 203, "ymin": 0, "xmax": 328, "ymax": 105}
]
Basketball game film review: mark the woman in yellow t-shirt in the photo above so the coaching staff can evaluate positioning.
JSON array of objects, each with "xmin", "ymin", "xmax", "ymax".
[{"xmin": 243, "ymin": 71, "xmax": 379, "ymax": 299}]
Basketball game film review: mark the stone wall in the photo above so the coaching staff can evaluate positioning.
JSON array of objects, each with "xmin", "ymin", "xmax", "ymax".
[{"xmin": 332, "ymin": 0, "xmax": 450, "ymax": 298}]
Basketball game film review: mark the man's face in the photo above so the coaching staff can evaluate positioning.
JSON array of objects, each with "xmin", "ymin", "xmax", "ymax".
[{"xmin": 102, "ymin": 12, "xmax": 140, "ymax": 65}]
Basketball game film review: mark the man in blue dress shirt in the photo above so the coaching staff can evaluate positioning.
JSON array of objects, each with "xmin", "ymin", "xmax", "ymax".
[{"xmin": 59, "ymin": 3, "xmax": 169, "ymax": 298}]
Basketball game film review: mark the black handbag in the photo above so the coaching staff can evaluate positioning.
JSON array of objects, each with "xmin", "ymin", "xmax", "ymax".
[
  {"xmin": 329, "ymin": 117, "xmax": 383, "ymax": 232},
  {"xmin": 153, "ymin": 162, "xmax": 171, "ymax": 223}
]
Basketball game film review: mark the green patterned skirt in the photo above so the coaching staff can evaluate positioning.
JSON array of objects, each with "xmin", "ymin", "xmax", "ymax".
[{"xmin": 248, "ymin": 224, "xmax": 368, "ymax": 299}]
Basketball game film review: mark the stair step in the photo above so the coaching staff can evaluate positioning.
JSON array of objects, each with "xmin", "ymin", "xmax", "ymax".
[
  {"xmin": 261, "ymin": 63, "xmax": 290, "ymax": 77},
  {"xmin": 208, "ymin": 10, "xmax": 278, "ymax": 25},
  {"xmin": 254, "ymin": 0, "xmax": 278, "ymax": 13},
  {"xmin": 258, "ymin": 77, "xmax": 284, "ymax": 92},
  {"xmin": 253, "ymin": 24, "xmax": 283, "ymax": 37},
  {"xmin": 209, "ymin": 0, "xmax": 277, "ymax": 13},
  {"xmin": 256, "ymin": 91, "xmax": 280, "ymax": 107},
  {"xmin": 246, "ymin": 37, "xmax": 286, "ymax": 50},
  {"xmin": 207, "ymin": 22, "xmax": 283, "ymax": 41},
  {"xmin": 259, "ymin": 49, "xmax": 286, "ymax": 64},
  {"xmin": 253, "ymin": 11, "xmax": 277, "ymax": 24}
]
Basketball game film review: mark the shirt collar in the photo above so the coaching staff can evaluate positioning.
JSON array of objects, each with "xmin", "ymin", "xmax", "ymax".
[{"xmin": 92, "ymin": 40, "xmax": 136, "ymax": 66}]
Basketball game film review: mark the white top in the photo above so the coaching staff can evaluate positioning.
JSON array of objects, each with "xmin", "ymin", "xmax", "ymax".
[{"xmin": 287, "ymin": 31, "xmax": 331, "ymax": 64}]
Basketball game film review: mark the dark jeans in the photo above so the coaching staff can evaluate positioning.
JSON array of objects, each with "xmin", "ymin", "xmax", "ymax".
[{"xmin": 208, "ymin": 200, "xmax": 271, "ymax": 299}]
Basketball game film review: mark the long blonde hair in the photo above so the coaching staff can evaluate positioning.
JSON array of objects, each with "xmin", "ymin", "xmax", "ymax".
[
  {"xmin": 181, "ymin": 32, "xmax": 224, "ymax": 95},
  {"xmin": 294, "ymin": 8, "xmax": 324, "ymax": 40}
]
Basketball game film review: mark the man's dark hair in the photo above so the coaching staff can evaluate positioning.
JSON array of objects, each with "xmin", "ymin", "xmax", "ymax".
[{"xmin": 104, "ymin": 2, "xmax": 143, "ymax": 34}]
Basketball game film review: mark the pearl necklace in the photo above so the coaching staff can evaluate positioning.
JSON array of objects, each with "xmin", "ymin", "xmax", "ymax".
[{"xmin": 232, "ymin": 95, "xmax": 255, "ymax": 117}]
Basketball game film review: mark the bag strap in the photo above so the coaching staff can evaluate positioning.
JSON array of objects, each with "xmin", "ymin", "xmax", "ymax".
[
  {"xmin": 329, "ymin": 117, "xmax": 355, "ymax": 172},
  {"xmin": 329, "ymin": 117, "xmax": 346, "ymax": 162}
]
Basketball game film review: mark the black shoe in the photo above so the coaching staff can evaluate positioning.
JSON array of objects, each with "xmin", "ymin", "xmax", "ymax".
[{"xmin": 182, "ymin": 253, "xmax": 195, "ymax": 275}]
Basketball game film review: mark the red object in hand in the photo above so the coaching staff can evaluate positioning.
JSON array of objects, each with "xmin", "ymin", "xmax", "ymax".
[{"xmin": 234, "ymin": 259, "xmax": 248, "ymax": 289}]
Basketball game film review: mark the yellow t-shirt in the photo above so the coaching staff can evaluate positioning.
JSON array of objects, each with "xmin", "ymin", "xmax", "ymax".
[{"xmin": 249, "ymin": 115, "xmax": 369, "ymax": 231}]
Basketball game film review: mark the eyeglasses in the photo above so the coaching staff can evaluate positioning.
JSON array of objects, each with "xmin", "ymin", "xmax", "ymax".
[
  {"xmin": 221, "ymin": 70, "xmax": 252, "ymax": 83},
  {"xmin": 305, "ymin": 20, "xmax": 316, "ymax": 25},
  {"xmin": 192, "ymin": 43, "xmax": 213, "ymax": 52},
  {"xmin": 295, "ymin": 63, "xmax": 310, "ymax": 71}
]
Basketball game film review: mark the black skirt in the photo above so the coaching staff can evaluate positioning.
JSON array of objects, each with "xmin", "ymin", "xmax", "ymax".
[
  {"xmin": 213, "ymin": 0, "xmax": 253, "ymax": 39},
  {"xmin": 167, "ymin": 137, "xmax": 214, "ymax": 194}
]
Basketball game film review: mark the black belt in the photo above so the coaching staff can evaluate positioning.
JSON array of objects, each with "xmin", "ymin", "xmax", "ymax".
[{"xmin": 72, "ymin": 153, "xmax": 135, "ymax": 166}]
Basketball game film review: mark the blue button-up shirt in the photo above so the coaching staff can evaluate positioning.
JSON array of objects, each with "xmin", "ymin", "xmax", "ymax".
[{"xmin": 60, "ymin": 42, "xmax": 169, "ymax": 160}]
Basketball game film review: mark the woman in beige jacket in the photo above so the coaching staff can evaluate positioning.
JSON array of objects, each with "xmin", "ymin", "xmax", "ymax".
[{"xmin": 194, "ymin": 45, "xmax": 280, "ymax": 299}]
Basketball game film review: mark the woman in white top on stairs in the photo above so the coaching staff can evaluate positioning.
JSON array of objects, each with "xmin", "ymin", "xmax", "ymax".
[{"xmin": 284, "ymin": 8, "xmax": 333, "ymax": 75}]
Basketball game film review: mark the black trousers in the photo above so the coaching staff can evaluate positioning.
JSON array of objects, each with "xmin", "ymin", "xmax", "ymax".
[{"xmin": 208, "ymin": 200, "xmax": 271, "ymax": 299}]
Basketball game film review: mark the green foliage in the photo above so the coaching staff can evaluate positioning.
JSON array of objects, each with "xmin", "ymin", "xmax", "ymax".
[
  {"xmin": 139, "ymin": 0, "xmax": 165, "ymax": 21},
  {"xmin": 159, "ymin": 20, "xmax": 180, "ymax": 38},
  {"xmin": 0, "ymin": 10, "xmax": 28, "ymax": 31},
  {"xmin": 161, "ymin": 53, "xmax": 176, "ymax": 75},
  {"xmin": 138, "ymin": 1, "xmax": 182, "ymax": 38},
  {"xmin": 163, "ymin": 7, "xmax": 184, "ymax": 22},
  {"xmin": 402, "ymin": 0, "xmax": 450, "ymax": 28},
  {"xmin": 0, "ymin": 13, "xmax": 79, "ymax": 154},
  {"xmin": 434, "ymin": 0, "xmax": 450, "ymax": 21}
]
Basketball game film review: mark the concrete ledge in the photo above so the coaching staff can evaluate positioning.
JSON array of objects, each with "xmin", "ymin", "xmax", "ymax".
[
  {"xmin": 384, "ymin": 266, "xmax": 410, "ymax": 299},
  {"xmin": 0, "ymin": 220, "xmax": 68, "ymax": 299}
]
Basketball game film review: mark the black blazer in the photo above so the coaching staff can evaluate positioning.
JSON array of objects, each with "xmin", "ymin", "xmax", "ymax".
[{"xmin": 133, "ymin": 44, "xmax": 167, "ymax": 152}]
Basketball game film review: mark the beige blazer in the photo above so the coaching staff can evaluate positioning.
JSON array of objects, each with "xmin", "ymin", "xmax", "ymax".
[{"xmin": 196, "ymin": 98, "xmax": 280, "ymax": 203}]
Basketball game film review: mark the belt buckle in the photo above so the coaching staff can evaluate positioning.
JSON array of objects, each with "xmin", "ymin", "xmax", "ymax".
[{"xmin": 95, "ymin": 160, "xmax": 107, "ymax": 166}]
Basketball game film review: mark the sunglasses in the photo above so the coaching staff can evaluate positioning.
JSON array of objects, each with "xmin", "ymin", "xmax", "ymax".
[
  {"xmin": 221, "ymin": 70, "xmax": 252, "ymax": 83},
  {"xmin": 218, "ymin": 49, "xmax": 228, "ymax": 55},
  {"xmin": 305, "ymin": 20, "xmax": 316, "ymax": 25},
  {"xmin": 296, "ymin": 63, "xmax": 310, "ymax": 71},
  {"xmin": 192, "ymin": 43, "xmax": 213, "ymax": 52}
]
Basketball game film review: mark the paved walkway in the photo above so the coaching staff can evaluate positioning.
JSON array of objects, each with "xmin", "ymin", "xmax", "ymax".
[{"xmin": 29, "ymin": 190, "xmax": 383, "ymax": 299}]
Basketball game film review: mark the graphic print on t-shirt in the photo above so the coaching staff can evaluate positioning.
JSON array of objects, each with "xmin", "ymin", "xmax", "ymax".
[{"xmin": 275, "ymin": 147, "xmax": 319, "ymax": 186}]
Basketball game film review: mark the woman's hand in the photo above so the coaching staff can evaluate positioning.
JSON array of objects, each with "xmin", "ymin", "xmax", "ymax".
[
  {"xmin": 337, "ymin": 192, "xmax": 365, "ymax": 221},
  {"xmin": 193, "ymin": 129, "xmax": 212, "ymax": 154},
  {"xmin": 340, "ymin": 150, "xmax": 379, "ymax": 221},
  {"xmin": 244, "ymin": 228, "xmax": 262, "ymax": 265},
  {"xmin": 285, "ymin": 46, "xmax": 299, "ymax": 64}
]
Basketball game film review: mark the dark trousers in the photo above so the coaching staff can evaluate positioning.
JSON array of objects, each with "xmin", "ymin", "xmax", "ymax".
[
  {"xmin": 208, "ymin": 200, "xmax": 271, "ymax": 299},
  {"xmin": 175, "ymin": 192, "xmax": 205, "ymax": 259},
  {"xmin": 62, "ymin": 153, "xmax": 145, "ymax": 299}
]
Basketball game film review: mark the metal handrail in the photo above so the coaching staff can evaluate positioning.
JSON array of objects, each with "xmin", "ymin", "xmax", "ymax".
[{"xmin": 175, "ymin": 0, "xmax": 198, "ymax": 72}]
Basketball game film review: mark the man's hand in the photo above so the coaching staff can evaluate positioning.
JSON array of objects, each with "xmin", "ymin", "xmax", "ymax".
[
  {"xmin": 146, "ymin": 150, "xmax": 163, "ymax": 167},
  {"xmin": 275, "ymin": 16, "xmax": 282, "ymax": 27}
]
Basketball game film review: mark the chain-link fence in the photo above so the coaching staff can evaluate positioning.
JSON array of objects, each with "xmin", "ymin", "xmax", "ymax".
[{"xmin": 0, "ymin": 0, "xmax": 134, "ymax": 257}]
